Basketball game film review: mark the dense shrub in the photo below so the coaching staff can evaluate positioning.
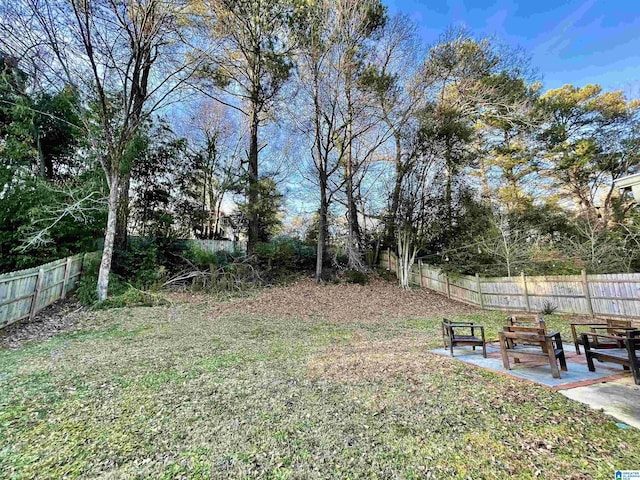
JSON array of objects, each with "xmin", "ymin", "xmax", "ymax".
[
  {"xmin": 253, "ymin": 236, "xmax": 316, "ymax": 280},
  {"xmin": 343, "ymin": 269, "xmax": 370, "ymax": 285},
  {"xmin": 183, "ymin": 244, "xmax": 242, "ymax": 270}
]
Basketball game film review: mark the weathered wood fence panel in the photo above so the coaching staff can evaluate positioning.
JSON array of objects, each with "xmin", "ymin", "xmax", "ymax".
[
  {"xmin": 380, "ymin": 250, "xmax": 640, "ymax": 319},
  {"xmin": 188, "ymin": 239, "xmax": 246, "ymax": 254},
  {"xmin": 0, "ymin": 254, "xmax": 85, "ymax": 329}
]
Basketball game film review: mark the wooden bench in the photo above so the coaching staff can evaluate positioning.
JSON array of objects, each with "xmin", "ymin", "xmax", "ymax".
[
  {"xmin": 582, "ymin": 330, "xmax": 640, "ymax": 385},
  {"xmin": 499, "ymin": 330, "xmax": 567, "ymax": 378},
  {"xmin": 570, "ymin": 318, "xmax": 634, "ymax": 354},
  {"xmin": 442, "ymin": 319, "xmax": 486, "ymax": 358}
]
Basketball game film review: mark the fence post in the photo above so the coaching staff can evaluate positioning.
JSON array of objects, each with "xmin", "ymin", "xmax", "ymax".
[
  {"xmin": 418, "ymin": 260, "xmax": 424, "ymax": 288},
  {"xmin": 476, "ymin": 273, "xmax": 484, "ymax": 309},
  {"xmin": 581, "ymin": 269, "xmax": 594, "ymax": 316},
  {"xmin": 521, "ymin": 272, "xmax": 531, "ymax": 312},
  {"xmin": 445, "ymin": 272, "xmax": 451, "ymax": 299},
  {"xmin": 61, "ymin": 256, "xmax": 73, "ymax": 299},
  {"xmin": 29, "ymin": 267, "xmax": 45, "ymax": 320}
]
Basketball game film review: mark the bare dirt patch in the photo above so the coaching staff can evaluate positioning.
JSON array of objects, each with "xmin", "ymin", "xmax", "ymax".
[{"xmin": 203, "ymin": 276, "xmax": 477, "ymax": 323}]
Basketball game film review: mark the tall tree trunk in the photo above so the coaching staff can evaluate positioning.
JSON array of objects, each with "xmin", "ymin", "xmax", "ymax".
[
  {"xmin": 313, "ymin": 62, "xmax": 329, "ymax": 282},
  {"xmin": 397, "ymin": 231, "xmax": 416, "ymax": 289},
  {"xmin": 97, "ymin": 175, "xmax": 120, "ymax": 301},
  {"xmin": 247, "ymin": 101, "xmax": 260, "ymax": 254},
  {"xmin": 387, "ymin": 133, "xmax": 404, "ymax": 244},
  {"xmin": 115, "ymin": 172, "xmax": 130, "ymax": 249},
  {"xmin": 316, "ymin": 182, "xmax": 329, "ymax": 282},
  {"xmin": 344, "ymin": 81, "xmax": 362, "ymax": 265}
]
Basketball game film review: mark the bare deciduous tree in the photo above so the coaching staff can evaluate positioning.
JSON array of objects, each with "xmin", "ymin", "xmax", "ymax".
[{"xmin": 3, "ymin": 0, "xmax": 199, "ymax": 300}]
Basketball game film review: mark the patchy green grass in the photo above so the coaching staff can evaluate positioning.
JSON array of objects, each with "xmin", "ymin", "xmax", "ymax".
[{"xmin": 0, "ymin": 298, "xmax": 639, "ymax": 479}]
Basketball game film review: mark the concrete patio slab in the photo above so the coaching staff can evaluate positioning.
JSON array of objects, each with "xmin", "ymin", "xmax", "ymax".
[
  {"xmin": 430, "ymin": 346, "xmax": 624, "ymax": 388},
  {"xmin": 560, "ymin": 380, "xmax": 640, "ymax": 429}
]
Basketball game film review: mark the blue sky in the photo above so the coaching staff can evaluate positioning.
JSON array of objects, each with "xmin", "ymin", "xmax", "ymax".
[{"xmin": 385, "ymin": 0, "xmax": 640, "ymax": 97}]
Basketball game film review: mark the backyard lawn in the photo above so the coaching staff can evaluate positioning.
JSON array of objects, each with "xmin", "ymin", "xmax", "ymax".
[{"xmin": 1, "ymin": 278, "xmax": 639, "ymax": 479}]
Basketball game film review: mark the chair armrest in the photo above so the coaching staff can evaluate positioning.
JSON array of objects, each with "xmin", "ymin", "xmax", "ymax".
[
  {"xmin": 590, "ymin": 326, "xmax": 636, "ymax": 333},
  {"xmin": 581, "ymin": 332, "xmax": 626, "ymax": 342},
  {"xmin": 570, "ymin": 322, "xmax": 607, "ymax": 328},
  {"xmin": 547, "ymin": 331, "xmax": 563, "ymax": 348},
  {"xmin": 450, "ymin": 324, "xmax": 483, "ymax": 334}
]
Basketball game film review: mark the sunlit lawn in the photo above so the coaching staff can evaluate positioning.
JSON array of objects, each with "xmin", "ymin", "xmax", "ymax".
[{"xmin": 1, "ymin": 291, "xmax": 638, "ymax": 479}]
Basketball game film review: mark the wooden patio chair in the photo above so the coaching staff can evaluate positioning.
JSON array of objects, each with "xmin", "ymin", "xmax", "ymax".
[
  {"xmin": 506, "ymin": 314, "xmax": 545, "ymax": 329},
  {"xmin": 442, "ymin": 319, "xmax": 487, "ymax": 358},
  {"xmin": 498, "ymin": 330, "xmax": 567, "ymax": 379},
  {"xmin": 570, "ymin": 318, "xmax": 634, "ymax": 354},
  {"xmin": 582, "ymin": 330, "xmax": 640, "ymax": 385}
]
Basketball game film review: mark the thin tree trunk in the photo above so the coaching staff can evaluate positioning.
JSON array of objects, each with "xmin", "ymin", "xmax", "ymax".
[
  {"xmin": 316, "ymin": 187, "xmax": 329, "ymax": 282},
  {"xmin": 397, "ymin": 231, "xmax": 417, "ymax": 289},
  {"xmin": 115, "ymin": 172, "xmax": 130, "ymax": 249},
  {"xmin": 313, "ymin": 61, "xmax": 329, "ymax": 283},
  {"xmin": 247, "ymin": 101, "xmax": 260, "ymax": 254},
  {"xmin": 97, "ymin": 176, "xmax": 120, "ymax": 301},
  {"xmin": 344, "ymin": 82, "xmax": 362, "ymax": 262},
  {"xmin": 387, "ymin": 133, "xmax": 404, "ymax": 243}
]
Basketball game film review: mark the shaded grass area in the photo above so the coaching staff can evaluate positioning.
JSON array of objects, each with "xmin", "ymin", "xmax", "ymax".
[{"xmin": 0, "ymin": 299, "xmax": 639, "ymax": 479}]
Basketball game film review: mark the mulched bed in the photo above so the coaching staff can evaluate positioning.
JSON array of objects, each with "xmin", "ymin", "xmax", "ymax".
[
  {"xmin": 0, "ymin": 296, "xmax": 90, "ymax": 349},
  {"xmin": 204, "ymin": 276, "xmax": 478, "ymax": 323}
]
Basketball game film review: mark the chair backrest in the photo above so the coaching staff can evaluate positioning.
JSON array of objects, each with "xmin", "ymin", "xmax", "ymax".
[
  {"xmin": 607, "ymin": 319, "xmax": 632, "ymax": 328},
  {"xmin": 507, "ymin": 314, "xmax": 545, "ymax": 329},
  {"xmin": 442, "ymin": 318, "xmax": 452, "ymax": 337},
  {"xmin": 503, "ymin": 324, "xmax": 547, "ymax": 346},
  {"xmin": 606, "ymin": 318, "xmax": 633, "ymax": 335},
  {"xmin": 506, "ymin": 315, "xmax": 546, "ymax": 336},
  {"xmin": 500, "ymin": 330, "xmax": 549, "ymax": 349}
]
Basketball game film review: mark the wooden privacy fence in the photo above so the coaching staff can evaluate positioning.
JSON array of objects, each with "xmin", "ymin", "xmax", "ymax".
[
  {"xmin": 381, "ymin": 250, "xmax": 640, "ymax": 319},
  {"xmin": 187, "ymin": 239, "xmax": 246, "ymax": 254},
  {"xmin": 0, "ymin": 254, "xmax": 85, "ymax": 329}
]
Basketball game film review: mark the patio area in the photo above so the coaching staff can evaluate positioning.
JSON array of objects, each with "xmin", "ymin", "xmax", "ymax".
[{"xmin": 431, "ymin": 342, "xmax": 640, "ymax": 428}]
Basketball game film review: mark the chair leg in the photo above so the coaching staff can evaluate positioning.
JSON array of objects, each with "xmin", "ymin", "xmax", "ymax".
[
  {"xmin": 571, "ymin": 325, "xmax": 580, "ymax": 355},
  {"xmin": 630, "ymin": 362, "xmax": 640, "ymax": 386},
  {"xmin": 547, "ymin": 339, "xmax": 560, "ymax": 378},
  {"xmin": 482, "ymin": 342, "xmax": 487, "ymax": 358},
  {"xmin": 585, "ymin": 352, "xmax": 596, "ymax": 372},
  {"xmin": 449, "ymin": 340, "xmax": 454, "ymax": 357},
  {"xmin": 499, "ymin": 337, "xmax": 510, "ymax": 370},
  {"xmin": 559, "ymin": 351, "xmax": 568, "ymax": 372}
]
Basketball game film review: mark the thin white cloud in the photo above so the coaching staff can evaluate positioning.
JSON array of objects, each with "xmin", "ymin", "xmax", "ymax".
[{"xmin": 534, "ymin": 0, "xmax": 596, "ymax": 56}]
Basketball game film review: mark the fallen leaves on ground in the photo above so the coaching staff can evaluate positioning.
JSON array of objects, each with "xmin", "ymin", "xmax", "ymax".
[{"xmin": 199, "ymin": 276, "xmax": 478, "ymax": 323}]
